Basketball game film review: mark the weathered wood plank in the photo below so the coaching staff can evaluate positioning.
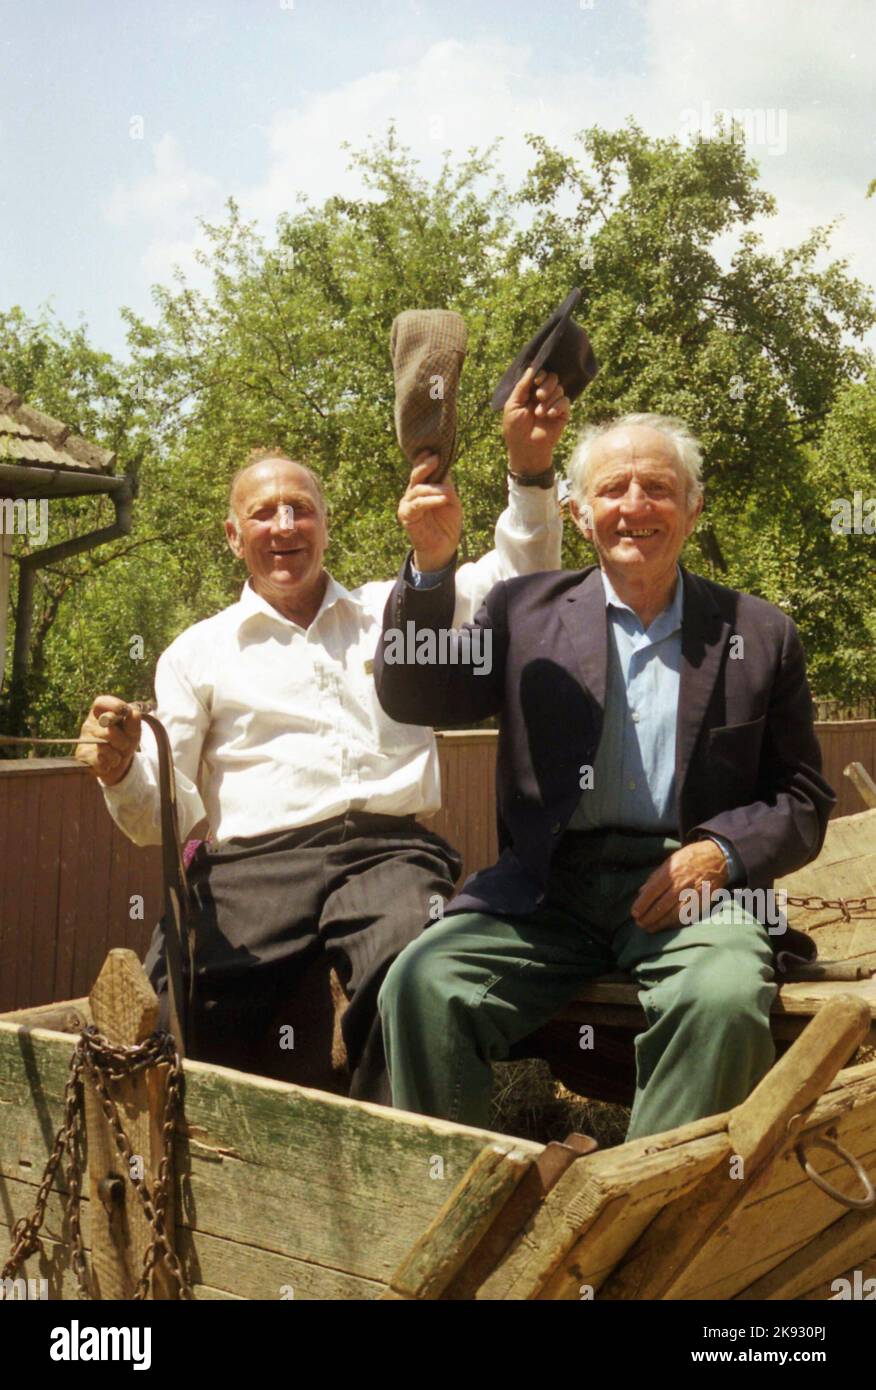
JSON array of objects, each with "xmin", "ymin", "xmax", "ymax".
[
  {"xmin": 14, "ymin": 773, "xmax": 41, "ymax": 1011},
  {"xmin": 799, "ymin": 1255, "xmax": 876, "ymax": 1300},
  {"xmin": 3, "ymin": 1017, "xmax": 873, "ymax": 1302},
  {"xmin": 0, "ymin": 1001, "xmax": 89, "ymax": 1031},
  {"xmin": 383, "ymin": 1144, "xmax": 533, "ymax": 1299},
  {"xmin": 0, "ymin": 1021, "xmax": 542, "ymax": 1296},
  {"xmin": 0, "ymin": 1217, "xmax": 253, "ymax": 1302},
  {"xmin": 600, "ymin": 997, "xmax": 871, "ymax": 1300},
  {"xmin": 562, "ymin": 975, "xmax": 876, "ymax": 1022},
  {"xmin": 85, "ymin": 787, "xmax": 114, "ymax": 1006},
  {"xmin": 56, "ymin": 769, "xmax": 84, "ymax": 1004},
  {"xmin": 529, "ymin": 1066, "xmax": 876, "ymax": 1302},
  {"xmin": 780, "ymin": 807, "xmax": 876, "ymax": 936},
  {"xmin": 477, "ymin": 1115, "xmax": 732, "ymax": 1300},
  {"xmin": 176, "ymin": 1225, "xmax": 385, "ymax": 1301},
  {"xmin": 175, "ymin": 1069, "xmax": 540, "ymax": 1284},
  {"xmin": 32, "ymin": 774, "xmax": 63, "ymax": 1008},
  {"xmin": 0, "ymin": 767, "xmax": 11, "ymax": 1004},
  {"xmin": 84, "ymin": 950, "xmax": 175, "ymax": 1299},
  {"xmin": 444, "ymin": 1135, "xmax": 598, "ymax": 1300},
  {"xmin": 844, "ymin": 762, "xmax": 876, "ymax": 811},
  {"xmin": 735, "ymin": 1204, "xmax": 876, "ymax": 1300},
  {"xmin": 0, "ymin": 1172, "xmax": 383, "ymax": 1301},
  {"xmin": 648, "ymin": 1067, "xmax": 876, "ymax": 1299}
]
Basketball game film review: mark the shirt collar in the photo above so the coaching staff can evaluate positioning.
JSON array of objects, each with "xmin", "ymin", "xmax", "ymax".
[
  {"xmin": 599, "ymin": 564, "xmax": 684, "ymax": 637},
  {"xmin": 235, "ymin": 573, "xmax": 364, "ymax": 631}
]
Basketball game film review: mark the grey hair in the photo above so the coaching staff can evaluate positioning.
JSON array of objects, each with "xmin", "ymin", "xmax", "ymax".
[{"xmin": 566, "ymin": 413, "xmax": 705, "ymax": 510}]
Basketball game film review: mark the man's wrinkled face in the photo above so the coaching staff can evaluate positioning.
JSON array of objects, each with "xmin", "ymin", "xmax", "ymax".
[
  {"xmin": 571, "ymin": 426, "xmax": 701, "ymax": 581},
  {"xmin": 225, "ymin": 459, "xmax": 328, "ymax": 600}
]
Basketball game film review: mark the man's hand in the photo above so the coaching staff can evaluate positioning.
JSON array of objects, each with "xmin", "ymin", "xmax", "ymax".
[
  {"xmin": 631, "ymin": 840, "xmax": 729, "ymax": 933},
  {"xmin": 75, "ymin": 696, "xmax": 141, "ymax": 787},
  {"xmin": 504, "ymin": 368, "xmax": 571, "ymax": 476},
  {"xmin": 398, "ymin": 454, "xmax": 463, "ymax": 573}
]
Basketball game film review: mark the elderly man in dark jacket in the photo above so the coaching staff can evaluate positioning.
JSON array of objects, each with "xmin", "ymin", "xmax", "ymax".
[{"xmin": 374, "ymin": 413, "xmax": 834, "ymax": 1140}]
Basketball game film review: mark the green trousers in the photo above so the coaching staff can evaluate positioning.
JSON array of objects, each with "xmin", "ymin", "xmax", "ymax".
[{"xmin": 378, "ymin": 832, "xmax": 778, "ymax": 1141}]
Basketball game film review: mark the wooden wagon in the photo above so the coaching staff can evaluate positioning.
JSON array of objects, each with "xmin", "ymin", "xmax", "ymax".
[{"xmin": 2, "ymin": 780, "xmax": 876, "ymax": 1301}]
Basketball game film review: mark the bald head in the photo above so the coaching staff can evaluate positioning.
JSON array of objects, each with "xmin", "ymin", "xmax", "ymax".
[
  {"xmin": 224, "ymin": 455, "xmax": 330, "ymax": 617},
  {"xmin": 228, "ymin": 454, "xmax": 326, "ymax": 526}
]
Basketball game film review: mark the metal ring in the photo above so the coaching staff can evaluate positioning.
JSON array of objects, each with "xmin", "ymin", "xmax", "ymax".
[{"xmin": 795, "ymin": 1135, "xmax": 876, "ymax": 1210}]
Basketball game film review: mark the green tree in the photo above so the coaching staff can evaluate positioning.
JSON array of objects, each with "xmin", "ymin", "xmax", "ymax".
[
  {"xmin": 509, "ymin": 123, "xmax": 875, "ymax": 693},
  {"xmin": 0, "ymin": 308, "xmax": 172, "ymax": 739},
  {"xmin": 3, "ymin": 121, "xmax": 875, "ymax": 734}
]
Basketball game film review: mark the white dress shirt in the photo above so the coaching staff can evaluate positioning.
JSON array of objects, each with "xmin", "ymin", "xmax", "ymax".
[{"xmin": 102, "ymin": 482, "xmax": 561, "ymax": 846}]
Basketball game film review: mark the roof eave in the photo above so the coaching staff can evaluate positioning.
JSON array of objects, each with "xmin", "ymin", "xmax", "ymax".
[{"xmin": 0, "ymin": 461, "xmax": 130, "ymax": 500}]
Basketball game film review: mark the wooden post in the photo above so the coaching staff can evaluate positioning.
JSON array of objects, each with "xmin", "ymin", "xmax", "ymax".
[
  {"xmin": 381, "ymin": 1144, "xmax": 534, "ymax": 1300},
  {"xmin": 598, "ymin": 994, "xmax": 871, "ymax": 1300},
  {"xmin": 844, "ymin": 761, "xmax": 876, "ymax": 810},
  {"xmin": 84, "ymin": 949, "xmax": 180, "ymax": 1299}
]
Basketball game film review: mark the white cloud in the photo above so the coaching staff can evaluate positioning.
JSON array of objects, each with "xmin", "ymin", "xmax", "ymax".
[
  {"xmin": 101, "ymin": 7, "xmax": 876, "ymax": 341},
  {"xmin": 104, "ymin": 133, "xmax": 224, "ymax": 288},
  {"xmin": 106, "ymin": 133, "xmax": 222, "ymax": 232}
]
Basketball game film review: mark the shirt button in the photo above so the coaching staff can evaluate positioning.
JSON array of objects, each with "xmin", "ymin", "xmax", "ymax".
[
  {"xmin": 550, "ymin": 822, "xmax": 562, "ymax": 835},
  {"xmin": 628, "ymin": 780, "xmax": 636, "ymax": 791},
  {"xmin": 631, "ymin": 711, "xmax": 640, "ymax": 723}
]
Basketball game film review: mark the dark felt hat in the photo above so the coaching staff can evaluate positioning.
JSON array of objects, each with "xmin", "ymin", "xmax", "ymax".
[{"xmin": 490, "ymin": 288, "xmax": 598, "ymax": 411}]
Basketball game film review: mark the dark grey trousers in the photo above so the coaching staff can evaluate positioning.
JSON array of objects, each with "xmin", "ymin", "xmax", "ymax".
[{"xmin": 143, "ymin": 811, "xmax": 462, "ymax": 1105}]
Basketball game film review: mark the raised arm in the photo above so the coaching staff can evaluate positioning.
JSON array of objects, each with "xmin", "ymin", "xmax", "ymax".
[
  {"xmin": 398, "ymin": 367, "xmax": 569, "ymax": 624},
  {"xmin": 375, "ymin": 563, "xmax": 507, "ymax": 729}
]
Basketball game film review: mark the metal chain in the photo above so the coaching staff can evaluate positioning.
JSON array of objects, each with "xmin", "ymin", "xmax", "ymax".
[
  {"xmin": 2, "ymin": 1027, "xmax": 192, "ymax": 1300},
  {"xmin": 784, "ymin": 893, "xmax": 876, "ymax": 923},
  {"xmin": 2, "ymin": 1051, "xmax": 88, "ymax": 1292}
]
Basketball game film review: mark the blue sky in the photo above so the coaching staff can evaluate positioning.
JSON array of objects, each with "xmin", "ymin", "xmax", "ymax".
[{"xmin": 2, "ymin": 0, "xmax": 874, "ymax": 358}]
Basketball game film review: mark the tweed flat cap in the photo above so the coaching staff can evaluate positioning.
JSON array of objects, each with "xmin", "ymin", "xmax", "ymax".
[
  {"xmin": 491, "ymin": 288, "xmax": 598, "ymax": 411},
  {"xmin": 390, "ymin": 309, "xmax": 468, "ymax": 482}
]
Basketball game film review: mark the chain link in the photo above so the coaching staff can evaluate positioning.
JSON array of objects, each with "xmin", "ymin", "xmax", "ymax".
[
  {"xmin": 2, "ymin": 1027, "xmax": 192, "ymax": 1300},
  {"xmin": 785, "ymin": 893, "xmax": 876, "ymax": 923}
]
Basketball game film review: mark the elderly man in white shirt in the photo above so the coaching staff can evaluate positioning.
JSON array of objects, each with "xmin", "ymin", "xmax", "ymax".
[{"xmin": 75, "ymin": 366, "xmax": 570, "ymax": 1102}]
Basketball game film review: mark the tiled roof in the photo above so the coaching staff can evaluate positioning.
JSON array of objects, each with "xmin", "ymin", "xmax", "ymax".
[{"xmin": 0, "ymin": 385, "xmax": 115, "ymax": 474}]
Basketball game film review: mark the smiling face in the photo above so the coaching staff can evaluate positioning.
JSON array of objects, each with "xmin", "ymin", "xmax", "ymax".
[
  {"xmin": 225, "ymin": 458, "xmax": 328, "ymax": 612},
  {"xmin": 571, "ymin": 425, "xmax": 702, "ymax": 589}
]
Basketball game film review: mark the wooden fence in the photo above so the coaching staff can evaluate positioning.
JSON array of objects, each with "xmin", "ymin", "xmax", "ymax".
[{"xmin": 0, "ymin": 723, "xmax": 874, "ymax": 1014}]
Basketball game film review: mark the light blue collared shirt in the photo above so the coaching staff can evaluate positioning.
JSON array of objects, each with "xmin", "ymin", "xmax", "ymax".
[
  {"xmin": 408, "ymin": 557, "xmax": 453, "ymax": 589},
  {"xmin": 571, "ymin": 567, "xmax": 684, "ymax": 833},
  {"xmin": 570, "ymin": 566, "xmax": 742, "ymax": 882}
]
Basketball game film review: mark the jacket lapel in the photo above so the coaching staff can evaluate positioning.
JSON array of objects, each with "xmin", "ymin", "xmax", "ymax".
[
  {"xmin": 676, "ymin": 566, "xmax": 731, "ymax": 800},
  {"xmin": 559, "ymin": 567, "xmax": 609, "ymax": 717}
]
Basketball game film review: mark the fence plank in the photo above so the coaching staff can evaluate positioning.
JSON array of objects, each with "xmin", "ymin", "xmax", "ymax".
[
  {"xmin": 14, "ymin": 772, "xmax": 41, "ymax": 1011},
  {"xmin": 55, "ymin": 770, "xmax": 82, "ymax": 1003},
  {"xmin": 817, "ymin": 721, "xmax": 876, "ymax": 819},
  {"xmin": 31, "ymin": 773, "xmax": 63, "ymax": 1007}
]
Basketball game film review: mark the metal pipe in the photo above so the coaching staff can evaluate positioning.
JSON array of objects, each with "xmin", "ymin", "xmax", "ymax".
[{"xmin": 9, "ymin": 479, "xmax": 134, "ymax": 700}]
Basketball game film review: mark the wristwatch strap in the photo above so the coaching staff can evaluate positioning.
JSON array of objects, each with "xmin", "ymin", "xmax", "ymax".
[{"xmin": 507, "ymin": 464, "xmax": 556, "ymax": 489}]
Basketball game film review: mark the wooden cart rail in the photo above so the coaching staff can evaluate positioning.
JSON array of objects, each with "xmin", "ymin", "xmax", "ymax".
[{"xmin": 1, "ymin": 950, "xmax": 874, "ymax": 1301}]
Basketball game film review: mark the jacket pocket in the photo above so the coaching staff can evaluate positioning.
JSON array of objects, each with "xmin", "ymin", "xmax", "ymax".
[{"xmin": 707, "ymin": 714, "xmax": 767, "ymax": 774}]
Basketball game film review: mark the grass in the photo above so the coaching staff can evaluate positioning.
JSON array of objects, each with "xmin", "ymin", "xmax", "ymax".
[
  {"xmin": 489, "ymin": 1058, "xmax": 630, "ymax": 1148},
  {"xmin": 489, "ymin": 1042, "xmax": 876, "ymax": 1150}
]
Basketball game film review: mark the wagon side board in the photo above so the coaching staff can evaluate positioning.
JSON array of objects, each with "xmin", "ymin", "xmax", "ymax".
[
  {"xmin": 0, "ymin": 1021, "xmax": 542, "ymax": 1300},
  {"xmin": 3, "ymin": 1022, "xmax": 876, "ymax": 1302},
  {"xmin": 476, "ymin": 1004, "xmax": 876, "ymax": 1301}
]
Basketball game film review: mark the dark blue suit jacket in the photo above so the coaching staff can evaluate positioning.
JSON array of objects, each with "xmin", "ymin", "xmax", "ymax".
[{"xmin": 375, "ymin": 562, "xmax": 834, "ymax": 951}]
